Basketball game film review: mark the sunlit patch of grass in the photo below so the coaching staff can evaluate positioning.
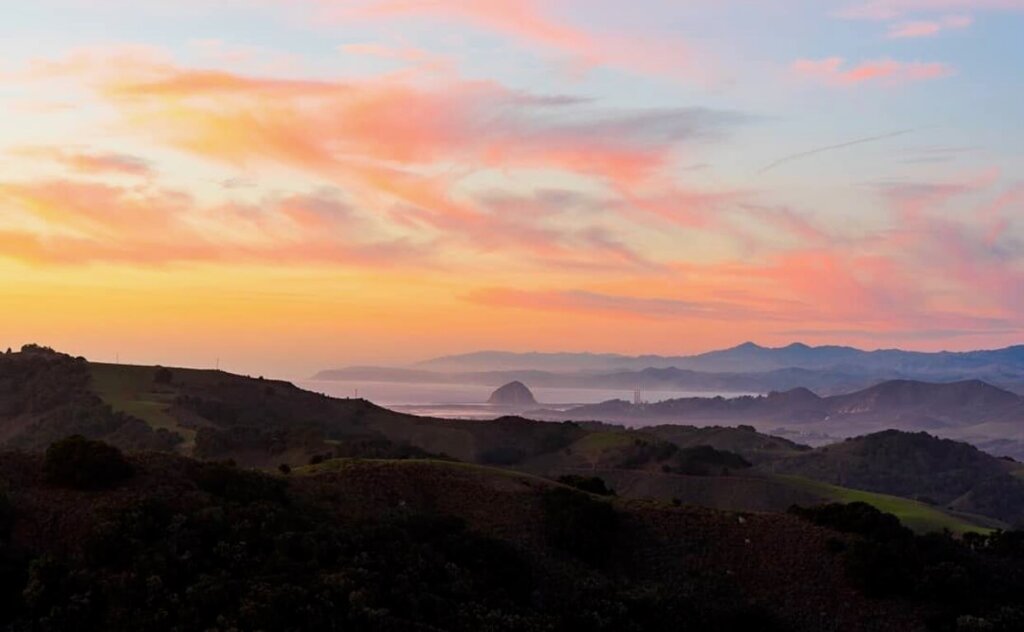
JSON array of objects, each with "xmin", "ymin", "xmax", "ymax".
[
  {"xmin": 90, "ymin": 363, "xmax": 196, "ymax": 449},
  {"xmin": 776, "ymin": 474, "xmax": 995, "ymax": 535}
]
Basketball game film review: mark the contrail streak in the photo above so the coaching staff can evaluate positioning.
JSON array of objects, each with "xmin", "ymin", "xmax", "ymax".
[{"xmin": 758, "ymin": 128, "xmax": 921, "ymax": 175}]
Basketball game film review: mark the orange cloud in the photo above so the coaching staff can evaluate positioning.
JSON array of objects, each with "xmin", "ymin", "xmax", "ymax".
[
  {"xmin": 28, "ymin": 51, "xmax": 742, "ymax": 247},
  {"xmin": 792, "ymin": 57, "xmax": 954, "ymax": 85},
  {"xmin": 0, "ymin": 179, "xmax": 432, "ymax": 267}
]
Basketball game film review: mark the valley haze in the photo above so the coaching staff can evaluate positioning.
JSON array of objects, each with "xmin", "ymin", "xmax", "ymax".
[{"xmin": 313, "ymin": 341, "xmax": 1024, "ymax": 459}]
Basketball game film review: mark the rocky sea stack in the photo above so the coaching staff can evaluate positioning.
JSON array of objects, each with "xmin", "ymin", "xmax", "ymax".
[{"xmin": 487, "ymin": 381, "xmax": 537, "ymax": 406}]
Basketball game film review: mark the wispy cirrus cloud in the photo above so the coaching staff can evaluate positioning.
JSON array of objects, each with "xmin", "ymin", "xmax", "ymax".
[
  {"xmin": 463, "ymin": 173, "xmax": 1024, "ymax": 342},
  {"xmin": 792, "ymin": 57, "xmax": 954, "ymax": 85}
]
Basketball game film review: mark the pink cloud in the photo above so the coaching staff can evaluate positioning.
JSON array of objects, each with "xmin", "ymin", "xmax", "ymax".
[
  {"xmin": 792, "ymin": 57, "xmax": 954, "ymax": 86},
  {"xmin": 42, "ymin": 50, "xmax": 744, "ymax": 228},
  {"xmin": 13, "ymin": 48, "xmax": 746, "ymax": 270},
  {"xmin": 462, "ymin": 172, "xmax": 1024, "ymax": 343},
  {"xmin": 887, "ymin": 14, "xmax": 973, "ymax": 37},
  {"xmin": 340, "ymin": 42, "xmax": 455, "ymax": 75}
]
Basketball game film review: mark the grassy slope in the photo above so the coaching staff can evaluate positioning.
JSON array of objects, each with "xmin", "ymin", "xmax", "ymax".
[
  {"xmin": 89, "ymin": 363, "xmax": 196, "ymax": 449},
  {"xmin": 775, "ymin": 475, "xmax": 999, "ymax": 535}
]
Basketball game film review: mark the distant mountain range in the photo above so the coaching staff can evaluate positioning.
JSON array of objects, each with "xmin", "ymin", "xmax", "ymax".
[
  {"xmin": 315, "ymin": 342, "xmax": 1024, "ymax": 396},
  {"xmin": 417, "ymin": 342, "xmax": 1024, "ymax": 375}
]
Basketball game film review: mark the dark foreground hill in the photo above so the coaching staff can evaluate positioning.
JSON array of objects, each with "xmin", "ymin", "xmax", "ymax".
[{"xmin": 6, "ymin": 441, "xmax": 1024, "ymax": 631}]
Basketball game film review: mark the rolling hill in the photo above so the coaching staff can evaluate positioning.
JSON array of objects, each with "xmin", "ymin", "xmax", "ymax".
[
  {"xmin": 554, "ymin": 379, "xmax": 1024, "ymax": 458},
  {"xmin": 0, "ymin": 447, "xmax": 955, "ymax": 631},
  {"xmin": 0, "ymin": 345, "xmax": 1009, "ymax": 533},
  {"xmin": 761, "ymin": 430, "xmax": 1024, "ymax": 526}
]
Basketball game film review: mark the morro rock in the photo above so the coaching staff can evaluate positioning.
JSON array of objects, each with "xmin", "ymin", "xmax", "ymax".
[{"xmin": 487, "ymin": 381, "xmax": 537, "ymax": 406}]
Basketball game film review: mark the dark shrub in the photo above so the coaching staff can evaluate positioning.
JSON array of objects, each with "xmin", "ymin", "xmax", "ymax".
[
  {"xmin": 557, "ymin": 475, "xmax": 616, "ymax": 496},
  {"xmin": 671, "ymin": 445, "xmax": 752, "ymax": 476},
  {"xmin": 541, "ymin": 487, "xmax": 618, "ymax": 563},
  {"xmin": 194, "ymin": 462, "xmax": 287, "ymax": 504},
  {"xmin": 788, "ymin": 502, "xmax": 912, "ymax": 542},
  {"xmin": 44, "ymin": 436, "xmax": 134, "ymax": 490},
  {"xmin": 843, "ymin": 539, "xmax": 915, "ymax": 597},
  {"xmin": 278, "ymin": 463, "xmax": 292, "ymax": 475},
  {"xmin": 0, "ymin": 544, "xmax": 28, "ymax": 624}
]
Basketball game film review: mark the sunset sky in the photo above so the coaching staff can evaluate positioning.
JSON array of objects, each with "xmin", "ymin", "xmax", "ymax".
[{"xmin": 1, "ymin": 0, "xmax": 1023, "ymax": 377}]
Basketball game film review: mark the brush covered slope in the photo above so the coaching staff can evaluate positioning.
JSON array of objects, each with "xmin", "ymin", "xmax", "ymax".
[{"xmin": 5, "ymin": 439, "xmax": 1024, "ymax": 631}]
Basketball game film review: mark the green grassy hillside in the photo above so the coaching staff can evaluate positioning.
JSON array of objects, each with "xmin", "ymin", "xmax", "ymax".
[
  {"xmin": 90, "ymin": 363, "xmax": 196, "ymax": 449},
  {"xmin": 775, "ymin": 475, "xmax": 1001, "ymax": 535}
]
